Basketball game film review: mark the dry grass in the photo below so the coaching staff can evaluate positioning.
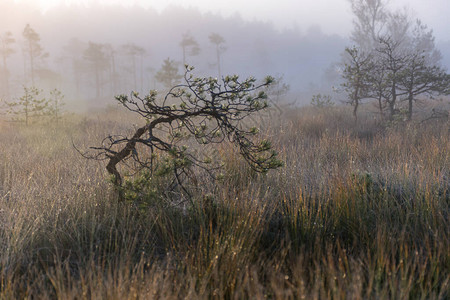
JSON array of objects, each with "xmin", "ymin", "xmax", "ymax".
[{"xmin": 0, "ymin": 106, "xmax": 448, "ymax": 299}]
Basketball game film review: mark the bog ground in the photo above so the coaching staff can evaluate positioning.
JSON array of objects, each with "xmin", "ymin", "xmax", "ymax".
[{"xmin": 0, "ymin": 106, "xmax": 449, "ymax": 299}]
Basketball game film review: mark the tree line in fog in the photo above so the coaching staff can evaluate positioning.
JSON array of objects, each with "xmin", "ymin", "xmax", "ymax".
[{"xmin": 0, "ymin": 1, "xmax": 348, "ymax": 105}]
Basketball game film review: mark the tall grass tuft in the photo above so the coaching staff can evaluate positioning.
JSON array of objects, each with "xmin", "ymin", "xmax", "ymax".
[{"xmin": 0, "ymin": 107, "xmax": 448, "ymax": 299}]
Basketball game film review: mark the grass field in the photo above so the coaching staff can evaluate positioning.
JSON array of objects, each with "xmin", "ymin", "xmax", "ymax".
[{"xmin": 0, "ymin": 105, "xmax": 448, "ymax": 299}]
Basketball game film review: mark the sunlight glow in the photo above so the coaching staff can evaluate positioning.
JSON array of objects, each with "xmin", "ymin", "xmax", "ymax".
[{"xmin": 12, "ymin": 0, "xmax": 450, "ymax": 40}]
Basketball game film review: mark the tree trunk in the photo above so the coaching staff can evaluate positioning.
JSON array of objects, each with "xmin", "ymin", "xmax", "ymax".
[
  {"xmin": 378, "ymin": 95, "xmax": 384, "ymax": 119},
  {"xmin": 407, "ymin": 92, "xmax": 413, "ymax": 121},
  {"xmin": 132, "ymin": 54, "xmax": 137, "ymax": 91},
  {"xmin": 216, "ymin": 46, "xmax": 221, "ymax": 79},
  {"xmin": 95, "ymin": 67, "xmax": 100, "ymax": 98},
  {"xmin": 28, "ymin": 41, "xmax": 35, "ymax": 86},
  {"xmin": 353, "ymin": 100, "xmax": 359, "ymax": 124},
  {"xmin": 2, "ymin": 55, "xmax": 9, "ymax": 98},
  {"xmin": 388, "ymin": 82, "xmax": 397, "ymax": 118}
]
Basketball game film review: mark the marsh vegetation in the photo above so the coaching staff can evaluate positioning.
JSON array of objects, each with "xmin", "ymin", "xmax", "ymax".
[{"xmin": 0, "ymin": 104, "xmax": 448, "ymax": 299}]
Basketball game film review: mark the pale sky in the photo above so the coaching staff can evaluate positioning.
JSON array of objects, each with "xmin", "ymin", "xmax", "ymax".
[{"xmin": 14, "ymin": 0, "xmax": 450, "ymax": 41}]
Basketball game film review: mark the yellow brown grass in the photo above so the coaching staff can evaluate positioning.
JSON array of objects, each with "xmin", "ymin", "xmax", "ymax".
[{"xmin": 0, "ymin": 106, "xmax": 448, "ymax": 299}]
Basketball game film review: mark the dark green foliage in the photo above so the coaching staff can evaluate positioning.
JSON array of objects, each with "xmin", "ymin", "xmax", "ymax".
[
  {"xmin": 154, "ymin": 58, "xmax": 182, "ymax": 89},
  {"xmin": 2, "ymin": 86, "xmax": 49, "ymax": 126},
  {"xmin": 180, "ymin": 32, "xmax": 200, "ymax": 65},
  {"xmin": 0, "ymin": 31, "xmax": 15, "ymax": 97},
  {"xmin": 209, "ymin": 33, "xmax": 226, "ymax": 79},
  {"xmin": 22, "ymin": 24, "xmax": 47, "ymax": 85},
  {"xmin": 87, "ymin": 67, "xmax": 282, "ymax": 201},
  {"xmin": 48, "ymin": 88, "xmax": 65, "ymax": 124},
  {"xmin": 343, "ymin": 1, "xmax": 450, "ymax": 121},
  {"xmin": 83, "ymin": 42, "xmax": 109, "ymax": 97},
  {"xmin": 341, "ymin": 47, "xmax": 373, "ymax": 121},
  {"xmin": 310, "ymin": 93, "xmax": 334, "ymax": 108}
]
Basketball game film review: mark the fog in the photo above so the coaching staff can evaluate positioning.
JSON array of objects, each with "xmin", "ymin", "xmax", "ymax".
[{"xmin": 0, "ymin": 0, "xmax": 448, "ymax": 110}]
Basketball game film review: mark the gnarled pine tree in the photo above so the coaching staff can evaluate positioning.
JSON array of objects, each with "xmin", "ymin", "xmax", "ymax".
[{"xmin": 87, "ymin": 67, "xmax": 282, "ymax": 201}]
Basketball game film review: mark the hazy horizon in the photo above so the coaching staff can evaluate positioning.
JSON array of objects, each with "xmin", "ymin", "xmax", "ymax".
[
  {"xmin": 1, "ymin": 0, "xmax": 449, "ymax": 110},
  {"xmin": 14, "ymin": 0, "xmax": 450, "ymax": 43}
]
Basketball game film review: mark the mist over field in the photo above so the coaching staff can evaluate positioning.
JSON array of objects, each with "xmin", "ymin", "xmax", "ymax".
[
  {"xmin": 0, "ymin": 1, "xmax": 356, "ymax": 109},
  {"xmin": 1, "ymin": 1, "xmax": 449, "ymax": 109},
  {"xmin": 0, "ymin": 0, "xmax": 449, "ymax": 298}
]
